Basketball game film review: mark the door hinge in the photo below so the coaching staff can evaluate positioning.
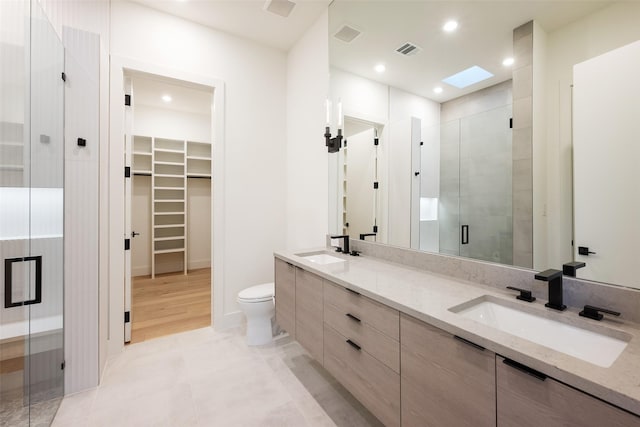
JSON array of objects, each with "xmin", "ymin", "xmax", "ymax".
[
  {"xmin": 61, "ymin": 72, "xmax": 67, "ymax": 82},
  {"xmin": 343, "ymin": 139, "xmax": 347, "ymax": 148},
  {"xmin": 373, "ymin": 225, "xmax": 378, "ymax": 233},
  {"xmin": 124, "ymin": 238, "xmax": 130, "ymax": 251},
  {"xmin": 373, "ymin": 181, "xmax": 379, "ymax": 189},
  {"xmin": 125, "ymin": 94, "xmax": 131, "ymax": 106},
  {"xmin": 509, "ymin": 117, "xmax": 513, "ymax": 129},
  {"xmin": 61, "ymin": 361, "xmax": 65, "ymax": 370},
  {"xmin": 124, "ymin": 311, "xmax": 130, "ymax": 323},
  {"xmin": 125, "ymin": 166, "xmax": 131, "ymax": 178},
  {"xmin": 374, "ymin": 138, "xmax": 379, "ymax": 146}
]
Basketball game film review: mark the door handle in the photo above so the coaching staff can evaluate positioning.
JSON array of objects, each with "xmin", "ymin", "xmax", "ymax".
[
  {"xmin": 131, "ymin": 231, "xmax": 140, "ymax": 238},
  {"xmin": 461, "ymin": 225, "xmax": 469, "ymax": 245},
  {"xmin": 578, "ymin": 246, "xmax": 596, "ymax": 256}
]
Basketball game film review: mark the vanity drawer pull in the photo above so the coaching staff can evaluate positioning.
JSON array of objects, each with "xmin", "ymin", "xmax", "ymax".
[
  {"xmin": 454, "ymin": 335, "xmax": 485, "ymax": 351},
  {"xmin": 346, "ymin": 339, "xmax": 361, "ymax": 351},
  {"xmin": 503, "ymin": 358, "xmax": 547, "ymax": 381},
  {"xmin": 345, "ymin": 313, "xmax": 361, "ymax": 323},
  {"xmin": 346, "ymin": 288, "xmax": 361, "ymax": 296}
]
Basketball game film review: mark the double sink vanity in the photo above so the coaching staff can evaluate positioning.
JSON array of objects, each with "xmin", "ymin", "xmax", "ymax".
[{"xmin": 274, "ymin": 246, "xmax": 640, "ymax": 426}]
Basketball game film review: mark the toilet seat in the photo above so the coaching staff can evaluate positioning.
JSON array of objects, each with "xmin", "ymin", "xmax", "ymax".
[{"xmin": 237, "ymin": 282, "xmax": 274, "ymax": 303}]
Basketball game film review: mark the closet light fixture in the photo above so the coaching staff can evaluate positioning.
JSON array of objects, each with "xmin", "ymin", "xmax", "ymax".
[
  {"xmin": 443, "ymin": 20, "xmax": 458, "ymax": 32},
  {"xmin": 502, "ymin": 57, "xmax": 515, "ymax": 66},
  {"xmin": 162, "ymin": 94, "xmax": 172, "ymax": 103}
]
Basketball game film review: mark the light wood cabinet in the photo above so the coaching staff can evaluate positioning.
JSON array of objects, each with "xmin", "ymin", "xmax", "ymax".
[
  {"xmin": 295, "ymin": 268, "xmax": 324, "ymax": 364},
  {"xmin": 401, "ymin": 313, "xmax": 496, "ymax": 427},
  {"xmin": 274, "ymin": 258, "xmax": 295, "ymax": 338},
  {"xmin": 324, "ymin": 323, "xmax": 401, "ymax": 427},
  {"xmin": 496, "ymin": 355, "xmax": 640, "ymax": 427}
]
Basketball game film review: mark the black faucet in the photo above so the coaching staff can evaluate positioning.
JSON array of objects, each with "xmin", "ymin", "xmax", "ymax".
[
  {"xmin": 562, "ymin": 261, "xmax": 586, "ymax": 277},
  {"xmin": 359, "ymin": 233, "xmax": 377, "ymax": 241},
  {"xmin": 330, "ymin": 235, "xmax": 349, "ymax": 254},
  {"xmin": 535, "ymin": 269, "xmax": 566, "ymax": 311}
]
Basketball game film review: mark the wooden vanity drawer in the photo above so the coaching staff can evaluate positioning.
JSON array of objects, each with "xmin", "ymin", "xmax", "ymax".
[
  {"xmin": 323, "ymin": 281, "xmax": 399, "ymax": 340},
  {"xmin": 295, "ymin": 268, "xmax": 324, "ymax": 364},
  {"xmin": 324, "ymin": 301, "xmax": 399, "ymax": 373},
  {"xmin": 324, "ymin": 323, "xmax": 401, "ymax": 427}
]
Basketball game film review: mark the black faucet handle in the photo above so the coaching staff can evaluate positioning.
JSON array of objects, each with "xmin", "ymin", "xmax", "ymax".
[
  {"xmin": 579, "ymin": 305, "xmax": 621, "ymax": 321},
  {"xmin": 534, "ymin": 269, "xmax": 562, "ymax": 282},
  {"xmin": 506, "ymin": 286, "xmax": 536, "ymax": 303},
  {"xmin": 563, "ymin": 261, "xmax": 586, "ymax": 277}
]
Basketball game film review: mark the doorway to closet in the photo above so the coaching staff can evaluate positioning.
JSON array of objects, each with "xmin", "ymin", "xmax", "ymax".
[{"xmin": 125, "ymin": 72, "xmax": 213, "ymax": 344}]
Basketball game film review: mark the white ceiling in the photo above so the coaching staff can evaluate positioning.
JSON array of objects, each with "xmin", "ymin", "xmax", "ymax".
[
  {"xmin": 130, "ymin": 72, "xmax": 213, "ymax": 114},
  {"xmin": 131, "ymin": 0, "xmax": 331, "ymax": 51},
  {"xmin": 329, "ymin": 1, "xmax": 612, "ymax": 102}
]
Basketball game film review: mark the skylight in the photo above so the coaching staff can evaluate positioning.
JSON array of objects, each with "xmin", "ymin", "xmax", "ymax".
[{"xmin": 442, "ymin": 66, "xmax": 493, "ymax": 89}]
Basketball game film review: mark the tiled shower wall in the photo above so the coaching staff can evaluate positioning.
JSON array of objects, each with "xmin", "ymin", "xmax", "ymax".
[{"xmin": 512, "ymin": 21, "xmax": 534, "ymax": 268}]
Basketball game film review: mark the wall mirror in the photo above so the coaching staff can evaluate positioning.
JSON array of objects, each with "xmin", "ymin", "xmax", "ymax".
[{"xmin": 327, "ymin": 1, "xmax": 640, "ymax": 290}]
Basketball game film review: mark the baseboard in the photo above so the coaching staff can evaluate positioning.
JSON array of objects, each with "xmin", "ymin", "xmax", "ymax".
[
  {"xmin": 187, "ymin": 259, "xmax": 211, "ymax": 270},
  {"xmin": 214, "ymin": 311, "xmax": 243, "ymax": 331},
  {"xmin": 132, "ymin": 266, "xmax": 150, "ymax": 277}
]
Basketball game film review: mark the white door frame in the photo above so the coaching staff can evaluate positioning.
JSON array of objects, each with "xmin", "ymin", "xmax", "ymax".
[{"xmin": 108, "ymin": 56, "xmax": 225, "ymax": 356}]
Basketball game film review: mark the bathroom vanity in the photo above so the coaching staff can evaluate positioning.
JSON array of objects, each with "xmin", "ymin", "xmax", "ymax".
[{"xmin": 274, "ymin": 248, "xmax": 640, "ymax": 426}]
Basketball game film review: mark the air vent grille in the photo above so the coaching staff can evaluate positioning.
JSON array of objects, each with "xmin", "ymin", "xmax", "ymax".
[
  {"xmin": 334, "ymin": 25, "xmax": 362, "ymax": 43},
  {"xmin": 396, "ymin": 42, "xmax": 422, "ymax": 56}
]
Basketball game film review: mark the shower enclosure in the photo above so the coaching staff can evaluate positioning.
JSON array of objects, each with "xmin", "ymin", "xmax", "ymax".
[
  {"xmin": 1, "ymin": 1, "xmax": 65, "ymax": 425},
  {"xmin": 419, "ymin": 104, "xmax": 513, "ymax": 265}
]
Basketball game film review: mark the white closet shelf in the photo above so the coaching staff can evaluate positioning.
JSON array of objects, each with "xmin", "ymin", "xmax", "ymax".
[
  {"xmin": 154, "ymin": 236, "xmax": 184, "ymax": 242},
  {"xmin": 154, "ymin": 224, "xmax": 185, "ymax": 228},
  {"xmin": 154, "ymin": 248, "xmax": 185, "ymax": 254},
  {"xmin": 155, "ymin": 173, "xmax": 183, "ymax": 178},
  {"xmin": 187, "ymin": 173, "xmax": 212, "ymax": 178},
  {"xmin": 133, "ymin": 151, "xmax": 152, "ymax": 156},
  {"xmin": 133, "ymin": 170, "xmax": 152, "ymax": 175},
  {"xmin": 155, "ymin": 186, "xmax": 185, "ymax": 190},
  {"xmin": 154, "ymin": 211, "xmax": 185, "ymax": 215},
  {"xmin": 154, "ymin": 148, "xmax": 184, "ymax": 154},
  {"xmin": 186, "ymin": 156, "xmax": 211, "ymax": 161},
  {"xmin": 155, "ymin": 161, "xmax": 184, "ymax": 166},
  {"xmin": 155, "ymin": 199, "xmax": 184, "ymax": 203}
]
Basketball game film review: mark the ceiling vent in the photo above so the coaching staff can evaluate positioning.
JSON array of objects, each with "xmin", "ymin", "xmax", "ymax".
[
  {"xmin": 263, "ymin": 0, "xmax": 296, "ymax": 18},
  {"xmin": 396, "ymin": 42, "xmax": 422, "ymax": 56},
  {"xmin": 334, "ymin": 25, "xmax": 362, "ymax": 43}
]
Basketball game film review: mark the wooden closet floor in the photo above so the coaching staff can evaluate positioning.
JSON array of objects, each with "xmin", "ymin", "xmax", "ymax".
[{"xmin": 130, "ymin": 268, "xmax": 211, "ymax": 344}]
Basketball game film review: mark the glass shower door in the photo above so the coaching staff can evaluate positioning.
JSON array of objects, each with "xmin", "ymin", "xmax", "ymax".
[
  {"xmin": 458, "ymin": 105, "xmax": 513, "ymax": 264},
  {"xmin": 0, "ymin": 0, "xmax": 65, "ymax": 425}
]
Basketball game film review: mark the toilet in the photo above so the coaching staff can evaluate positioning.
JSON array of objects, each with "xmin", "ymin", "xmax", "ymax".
[{"xmin": 237, "ymin": 282, "xmax": 275, "ymax": 346}]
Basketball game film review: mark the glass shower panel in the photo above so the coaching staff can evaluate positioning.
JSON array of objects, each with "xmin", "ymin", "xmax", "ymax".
[
  {"xmin": 0, "ymin": 1, "xmax": 64, "ymax": 425},
  {"xmin": 438, "ymin": 119, "xmax": 461, "ymax": 257},
  {"xmin": 1, "ymin": 1, "xmax": 31, "ymax": 425},
  {"xmin": 27, "ymin": 1, "xmax": 65, "ymax": 425},
  {"xmin": 458, "ymin": 105, "xmax": 513, "ymax": 264}
]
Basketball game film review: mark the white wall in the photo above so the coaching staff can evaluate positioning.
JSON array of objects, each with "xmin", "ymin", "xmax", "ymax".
[
  {"xmin": 542, "ymin": 2, "xmax": 640, "ymax": 269},
  {"xmin": 134, "ymin": 104, "xmax": 211, "ymax": 142},
  {"xmin": 329, "ymin": 70, "xmax": 440, "ymax": 247},
  {"xmin": 110, "ymin": 1, "xmax": 287, "ymax": 344},
  {"xmin": 285, "ymin": 10, "xmax": 329, "ymax": 249}
]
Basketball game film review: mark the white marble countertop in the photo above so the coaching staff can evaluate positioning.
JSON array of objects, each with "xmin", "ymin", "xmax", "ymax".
[{"xmin": 274, "ymin": 248, "xmax": 640, "ymax": 416}]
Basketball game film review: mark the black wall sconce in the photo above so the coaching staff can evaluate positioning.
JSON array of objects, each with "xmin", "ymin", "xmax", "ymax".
[{"xmin": 325, "ymin": 99, "xmax": 343, "ymax": 153}]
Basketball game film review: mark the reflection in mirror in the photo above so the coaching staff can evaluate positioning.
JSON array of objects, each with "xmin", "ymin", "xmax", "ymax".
[{"xmin": 328, "ymin": 1, "xmax": 640, "ymax": 289}]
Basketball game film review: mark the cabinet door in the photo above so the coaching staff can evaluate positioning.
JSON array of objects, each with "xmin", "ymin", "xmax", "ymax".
[
  {"xmin": 497, "ymin": 356, "xmax": 640, "ymax": 426},
  {"xmin": 401, "ymin": 314, "xmax": 496, "ymax": 427},
  {"xmin": 274, "ymin": 258, "xmax": 295, "ymax": 338},
  {"xmin": 295, "ymin": 268, "xmax": 323, "ymax": 364}
]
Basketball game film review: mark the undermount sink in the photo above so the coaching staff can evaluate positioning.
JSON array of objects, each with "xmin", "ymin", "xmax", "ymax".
[
  {"xmin": 449, "ymin": 296, "xmax": 630, "ymax": 368},
  {"xmin": 295, "ymin": 251, "xmax": 346, "ymax": 265}
]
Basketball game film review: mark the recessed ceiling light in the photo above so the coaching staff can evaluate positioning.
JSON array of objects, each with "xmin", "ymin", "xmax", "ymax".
[
  {"xmin": 442, "ymin": 65, "xmax": 494, "ymax": 89},
  {"xmin": 162, "ymin": 95, "xmax": 172, "ymax": 103},
  {"xmin": 443, "ymin": 20, "xmax": 458, "ymax": 33},
  {"xmin": 433, "ymin": 87, "xmax": 443, "ymax": 94},
  {"xmin": 502, "ymin": 57, "xmax": 515, "ymax": 67},
  {"xmin": 374, "ymin": 64, "xmax": 386, "ymax": 73}
]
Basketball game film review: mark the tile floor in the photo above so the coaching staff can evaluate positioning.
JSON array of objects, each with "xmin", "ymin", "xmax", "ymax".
[{"xmin": 51, "ymin": 327, "xmax": 382, "ymax": 426}]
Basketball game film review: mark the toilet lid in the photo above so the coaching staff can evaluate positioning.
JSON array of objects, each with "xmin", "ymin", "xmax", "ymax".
[{"xmin": 238, "ymin": 282, "xmax": 274, "ymax": 302}]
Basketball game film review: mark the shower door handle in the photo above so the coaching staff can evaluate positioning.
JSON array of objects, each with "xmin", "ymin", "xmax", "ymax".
[{"xmin": 461, "ymin": 225, "xmax": 469, "ymax": 245}]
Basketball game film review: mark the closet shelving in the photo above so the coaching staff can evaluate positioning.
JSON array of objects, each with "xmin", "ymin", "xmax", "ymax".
[
  {"xmin": 0, "ymin": 122, "xmax": 26, "ymax": 187},
  {"xmin": 132, "ymin": 135, "xmax": 211, "ymax": 278}
]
